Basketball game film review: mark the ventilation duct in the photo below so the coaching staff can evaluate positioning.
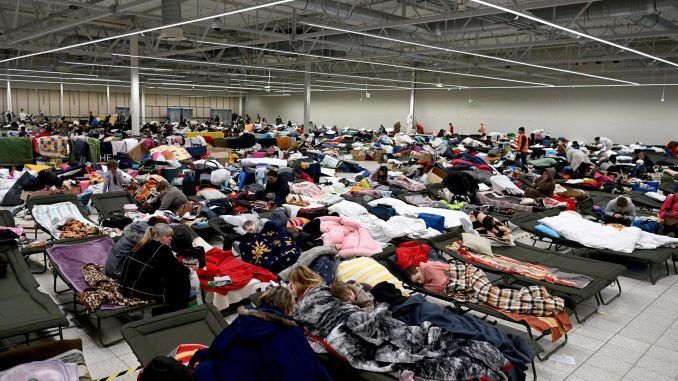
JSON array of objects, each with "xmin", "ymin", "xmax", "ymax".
[{"xmin": 159, "ymin": 0, "xmax": 186, "ymax": 42}]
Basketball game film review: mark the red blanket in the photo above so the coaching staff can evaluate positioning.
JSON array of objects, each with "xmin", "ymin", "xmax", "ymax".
[{"xmin": 197, "ymin": 247, "xmax": 277, "ymax": 295}]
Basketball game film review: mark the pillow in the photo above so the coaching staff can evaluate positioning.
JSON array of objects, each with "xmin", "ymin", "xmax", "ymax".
[
  {"xmin": 328, "ymin": 200, "xmax": 368, "ymax": 217},
  {"xmin": 337, "ymin": 257, "xmax": 408, "ymax": 294},
  {"xmin": 534, "ymin": 224, "xmax": 561, "ymax": 238},
  {"xmin": 461, "ymin": 232, "xmax": 493, "ymax": 256}
]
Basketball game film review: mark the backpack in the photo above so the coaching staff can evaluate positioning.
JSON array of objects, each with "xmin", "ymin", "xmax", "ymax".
[{"xmin": 182, "ymin": 171, "xmax": 197, "ymax": 197}]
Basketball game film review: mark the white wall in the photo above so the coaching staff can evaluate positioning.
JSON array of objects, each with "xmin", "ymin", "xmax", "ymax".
[
  {"xmin": 247, "ymin": 86, "xmax": 678, "ymax": 145},
  {"xmin": 415, "ymin": 86, "xmax": 678, "ymax": 145},
  {"xmin": 246, "ymin": 90, "xmax": 410, "ymax": 130}
]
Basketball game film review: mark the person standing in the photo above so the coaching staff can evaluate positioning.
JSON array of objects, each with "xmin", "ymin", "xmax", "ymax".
[
  {"xmin": 102, "ymin": 160, "xmax": 125, "ymax": 193},
  {"xmin": 479, "ymin": 122, "xmax": 487, "ymax": 139},
  {"xmin": 659, "ymin": 184, "xmax": 678, "ymax": 237},
  {"xmin": 449, "ymin": 123, "xmax": 454, "ymax": 135},
  {"xmin": 18, "ymin": 108, "xmax": 26, "ymax": 122},
  {"xmin": 515, "ymin": 127, "xmax": 529, "ymax": 169},
  {"xmin": 594, "ymin": 136, "xmax": 614, "ymax": 151}
]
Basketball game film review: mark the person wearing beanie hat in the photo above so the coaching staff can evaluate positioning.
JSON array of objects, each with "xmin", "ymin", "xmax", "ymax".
[{"xmin": 659, "ymin": 182, "xmax": 678, "ymax": 237}]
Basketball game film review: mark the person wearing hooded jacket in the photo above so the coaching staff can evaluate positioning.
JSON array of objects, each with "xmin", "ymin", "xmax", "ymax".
[
  {"xmin": 192, "ymin": 286, "xmax": 331, "ymax": 381},
  {"xmin": 523, "ymin": 168, "xmax": 556, "ymax": 199}
]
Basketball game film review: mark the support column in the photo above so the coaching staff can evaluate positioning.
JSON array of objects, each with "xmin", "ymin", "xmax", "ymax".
[
  {"xmin": 130, "ymin": 34, "xmax": 140, "ymax": 135},
  {"xmin": 6, "ymin": 80, "xmax": 12, "ymax": 112},
  {"xmin": 106, "ymin": 86, "xmax": 110, "ymax": 114},
  {"xmin": 140, "ymin": 86, "xmax": 146, "ymax": 124},
  {"xmin": 407, "ymin": 70, "xmax": 416, "ymax": 133},
  {"xmin": 238, "ymin": 95, "xmax": 243, "ymax": 116},
  {"xmin": 59, "ymin": 83, "xmax": 64, "ymax": 116},
  {"xmin": 303, "ymin": 63, "xmax": 311, "ymax": 132}
]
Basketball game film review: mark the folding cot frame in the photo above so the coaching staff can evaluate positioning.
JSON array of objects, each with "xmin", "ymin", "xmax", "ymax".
[
  {"xmin": 24, "ymin": 194, "xmax": 105, "ymax": 274},
  {"xmin": 0, "ymin": 241, "xmax": 68, "ymax": 349},
  {"xmin": 90, "ymin": 191, "xmax": 134, "ymax": 224},
  {"xmin": 426, "ymin": 231, "xmax": 624, "ymax": 324},
  {"xmin": 44, "ymin": 236, "xmax": 162, "ymax": 347},
  {"xmin": 510, "ymin": 209, "xmax": 677, "ymax": 284},
  {"xmin": 372, "ymin": 249, "xmax": 547, "ymax": 372}
]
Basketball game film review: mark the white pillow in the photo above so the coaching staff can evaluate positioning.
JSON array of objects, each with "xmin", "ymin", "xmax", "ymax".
[
  {"xmin": 462, "ymin": 232, "xmax": 493, "ymax": 256},
  {"xmin": 199, "ymin": 188, "xmax": 226, "ymax": 201},
  {"xmin": 328, "ymin": 200, "xmax": 368, "ymax": 217}
]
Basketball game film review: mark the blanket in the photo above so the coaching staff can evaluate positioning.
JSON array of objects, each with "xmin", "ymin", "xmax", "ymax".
[
  {"xmin": 81, "ymin": 263, "xmax": 147, "ymax": 312},
  {"xmin": 293, "ymin": 287, "xmax": 512, "ymax": 380},
  {"xmin": 373, "ymin": 284, "xmax": 534, "ymax": 381},
  {"xmin": 32, "ymin": 202, "xmax": 96, "ymax": 239},
  {"xmin": 0, "ymin": 137, "xmax": 32, "ymax": 164},
  {"xmin": 197, "ymin": 247, "xmax": 277, "ymax": 294},
  {"xmin": 318, "ymin": 216, "xmax": 382, "ymax": 258},
  {"xmin": 353, "ymin": 214, "xmax": 440, "ymax": 242},
  {"xmin": 469, "ymin": 210, "xmax": 514, "ymax": 245},
  {"xmin": 367, "ymin": 198, "xmax": 474, "ymax": 229},
  {"xmin": 238, "ymin": 221, "xmax": 302, "ymax": 273},
  {"xmin": 277, "ymin": 245, "xmax": 338, "ymax": 282},
  {"xmin": 539, "ymin": 211, "xmax": 678, "ymax": 253}
]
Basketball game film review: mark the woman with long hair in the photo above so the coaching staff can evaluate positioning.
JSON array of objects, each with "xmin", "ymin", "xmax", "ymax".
[{"xmin": 119, "ymin": 223, "xmax": 190, "ymax": 314}]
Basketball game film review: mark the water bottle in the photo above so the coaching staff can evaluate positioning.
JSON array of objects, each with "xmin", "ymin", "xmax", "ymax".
[{"xmin": 189, "ymin": 270, "xmax": 203, "ymax": 307}]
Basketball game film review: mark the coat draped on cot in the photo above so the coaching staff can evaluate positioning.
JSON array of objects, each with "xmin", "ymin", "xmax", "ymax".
[{"xmin": 292, "ymin": 286, "xmax": 513, "ymax": 381}]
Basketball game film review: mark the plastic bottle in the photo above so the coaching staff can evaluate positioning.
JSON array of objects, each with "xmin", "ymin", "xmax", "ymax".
[{"xmin": 189, "ymin": 270, "xmax": 203, "ymax": 307}]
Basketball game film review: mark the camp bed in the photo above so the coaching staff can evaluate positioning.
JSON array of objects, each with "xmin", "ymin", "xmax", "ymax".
[
  {"xmin": 90, "ymin": 191, "xmax": 134, "ymax": 223},
  {"xmin": 0, "ymin": 241, "xmax": 68, "ymax": 348},
  {"xmin": 428, "ymin": 232, "xmax": 625, "ymax": 323},
  {"xmin": 659, "ymin": 173, "xmax": 675, "ymax": 194},
  {"xmin": 628, "ymin": 191, "xmax": 664, "ymax": 210},
  {"xmin": 26, "ymin": 194, "xmax": 98, "ymax": 241},
  {"xmin": 0, "ymin": 339, "xmax": 84, "ymax": 372},
  {"xmin": 46, "ymin": 237, "xmax": 160, "ymax": 347},
  {"xmin": 511, "ymin": 210, "xmax": 676, "ymax": 284},
  {"xmin": 373, "ymin": 248, "xmax": 550, "ymax": 367},
  {"xmin": 122, "ymin": 304, "xmax": 397, "ymax": 381}
]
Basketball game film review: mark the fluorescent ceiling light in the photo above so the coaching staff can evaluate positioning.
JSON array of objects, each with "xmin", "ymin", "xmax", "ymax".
[
  {"xmin": 302, "ymin": 22, "xmax": 638, "ymax": 85},
  {"xmin": 2, "ymin": 79, "xmax": 130, "ymax": 88},
  {"xmin": 315, "ymin": 79, "xmax": 410, "ymax": 89},
  {"xmin": 63, "ymin": 61, "xmax": 175, "ymax": 72},
  {"xmin": 469, "ymin": 0, "xmax": 678, "ymax": 69},
  {"xmin": 0, "ymin": 0, "xmax": 293, "ymax": 64},
  {"xmin": 195, "ymin": 40, "xmax": 544, "ymax": 86},
  {"xmin": 0, "ymin": 74, "xmax": 123, "ymax": 82},
  {"xmin": 7, "ymin": 68, "xmax": 98, "ymax": 77},
  {"xmin": 116, "ymin": 53, "xmax": 469, "ymax": 88}
]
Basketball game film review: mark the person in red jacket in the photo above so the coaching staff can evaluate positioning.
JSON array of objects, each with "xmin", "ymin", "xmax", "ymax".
[
  {"xmin": 448, "ymin": 123, "xmax": 454, "ymax": 135},
  {"xmin": 515, "ymin": 126, "xmax": 529, "ymax": 169},
  {"xmin": 659, "ymin": 183, "xmax": 678, "ymax": 237}
]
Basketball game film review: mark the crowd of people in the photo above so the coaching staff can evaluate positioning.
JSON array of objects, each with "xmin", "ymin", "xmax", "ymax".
[{"xmin": 1, "ymin": 109, "xmax": 678, "ymax": 381}]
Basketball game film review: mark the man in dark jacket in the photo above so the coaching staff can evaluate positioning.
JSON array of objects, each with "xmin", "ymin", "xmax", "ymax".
[{"xmin": 255, "ymin": 169, "xmax": 290, "ymax": 206}]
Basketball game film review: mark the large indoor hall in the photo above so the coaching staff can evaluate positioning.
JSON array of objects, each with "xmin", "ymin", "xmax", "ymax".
[{"xmin": 0, "ymin": 0, "xmax": 677, "ymax": 380}]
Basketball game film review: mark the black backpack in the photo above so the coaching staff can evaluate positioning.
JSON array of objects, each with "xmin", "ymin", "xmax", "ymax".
[{"xmin": 182, "ymin": 171, "xmax": 197, "ymax": 197}]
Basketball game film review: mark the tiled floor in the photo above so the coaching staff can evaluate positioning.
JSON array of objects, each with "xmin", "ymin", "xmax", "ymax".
[{"xmin": 3, "ymin": 178, "xmax": 678, "ymax": 380}]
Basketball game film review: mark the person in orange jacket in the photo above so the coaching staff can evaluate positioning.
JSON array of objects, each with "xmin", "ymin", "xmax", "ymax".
[{"xmin": 516, "ymin": 126, "xmax": 529, "ymax": 169}]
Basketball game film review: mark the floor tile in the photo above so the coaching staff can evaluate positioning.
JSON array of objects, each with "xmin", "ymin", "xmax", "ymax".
[{"xmin": 88, "ymin": 357, "xmax": 128, "ymax": 380}]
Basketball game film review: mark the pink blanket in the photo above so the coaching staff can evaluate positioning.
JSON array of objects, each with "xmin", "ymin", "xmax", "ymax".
[{"xmin": 319, "ymin": 216, "xmax": 382, "ymax": 258}]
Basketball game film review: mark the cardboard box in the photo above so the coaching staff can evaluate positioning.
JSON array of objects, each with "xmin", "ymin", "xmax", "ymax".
[
  {"xmin": 351, "ymin": 149, "xmax": 366, "ymax": 161},
  {"xmin": 125, "ymin": 142, "xmax": 150, "ymax": 163},
  {"xmin": 410, "ymin": 151, "xmax": 433, "ymax": 163},
  {"xmin": 209, "ymin": 148, "xmax": 233, "ymax": 165}
]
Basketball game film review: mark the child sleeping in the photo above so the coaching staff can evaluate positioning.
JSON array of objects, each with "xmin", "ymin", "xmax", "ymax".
[
  {"xmin": 329, "ymin": 281, "xmax": 375, "ymax": 312},
  {"xmin": 406, "ymin": 261, "xmax": 565, "ymax": 317}
]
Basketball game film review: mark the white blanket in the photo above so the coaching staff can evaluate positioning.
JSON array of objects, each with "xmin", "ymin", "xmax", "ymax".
[
  {"xmin": 367, "ymin": 198, "xmax": 473, "ymax": 230},
  {"xmin": 490, "ymin": 175, "xmax": 524, "ymax": 196},
  {"xmin": 352, "ymin": 214, "xmax": 440, "ymax": 243},
  {"xmin": 539, "ymin": 211, "xmax": 678, "ymax": 253},
  {"xmin": 32, "ymin": 202, "xmax": 95, "ymax": 239}
]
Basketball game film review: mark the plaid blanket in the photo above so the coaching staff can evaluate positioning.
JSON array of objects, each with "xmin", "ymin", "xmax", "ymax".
[
  {"xmin": 443, "ymin": 261, "xmax": 565, "ymax": 317},
  {"xmin": 38, "ymin": 136, "xmax": 69, "ymax": 158}
]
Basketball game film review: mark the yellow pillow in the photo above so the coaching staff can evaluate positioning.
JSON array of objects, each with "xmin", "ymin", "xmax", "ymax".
[
  {"xmin": 26, "ymin": 164, "xmax": 52, "ymax": 172},
  {"xmin": 337, "ymin": 257, "xmax": 409, "ymax": 295}
]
